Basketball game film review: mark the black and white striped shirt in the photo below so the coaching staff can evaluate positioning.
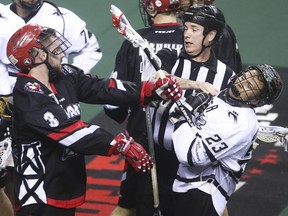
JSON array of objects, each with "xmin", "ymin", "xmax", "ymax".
[{"xmin": 151, "ymin": 49, "xmax": 235, "ymax": 150}]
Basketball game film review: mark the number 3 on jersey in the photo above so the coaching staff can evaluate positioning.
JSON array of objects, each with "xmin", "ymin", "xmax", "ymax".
[{"xmin": 44, "ymin": 112, "xmax": 59, "ymax": 127}]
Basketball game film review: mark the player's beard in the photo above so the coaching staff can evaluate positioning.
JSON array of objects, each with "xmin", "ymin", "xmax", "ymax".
[
  {"xmin": 17, "ymin": 0, "xmax": 43, "ymax": 12},
  {"xmin": 230, "ymin": 84, "xmax": 240, "ymax": 97},
  {"xmin": 48, "ymin": 66, "xmax": 63, "ymax": 82}
]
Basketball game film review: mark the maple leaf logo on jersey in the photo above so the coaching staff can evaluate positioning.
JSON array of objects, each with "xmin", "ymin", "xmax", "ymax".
[{"xmin": 24, "ymin": 82, "xmax": 44, "ymax": 94}]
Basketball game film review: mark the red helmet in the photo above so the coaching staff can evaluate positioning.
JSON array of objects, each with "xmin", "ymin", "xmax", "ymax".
[
  {"xmin": 142, "ymin": 0, "xmax": 181, "ymax": 13},
  {"xmin": 7, "ymin": 24, "xmax": 44, "ymax": 73},
  {"xmin": 204, "ymin": 0, "xmax": 215, "ymax": 5},
  {"xmin": 7, "ymin": 23, "xmax": 71, "ymax": 73}
]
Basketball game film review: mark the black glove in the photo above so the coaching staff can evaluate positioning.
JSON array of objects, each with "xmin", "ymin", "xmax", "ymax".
[{"xmin": 169, "ymin": 91, "xmax": 211, "ymax": 124}]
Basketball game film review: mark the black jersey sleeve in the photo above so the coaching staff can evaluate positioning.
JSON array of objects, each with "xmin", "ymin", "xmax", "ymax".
[
  {"xmin": 62, "ymin": 64, "xmax": 144, "ymax": 106},
  {"xmin": 12, "ymin": 79, "xmax": 114, "ymax": 155},
  {"xmin": 103, "ymin": 40, "xmax": 142, "ymax": 123},
  {"xmin": 156, "ymin": 48, "xmax": 178, "ymax": 73},
  {"xmin": 213, "ymin": 24, "xmax": 242, "ymax": 73}
]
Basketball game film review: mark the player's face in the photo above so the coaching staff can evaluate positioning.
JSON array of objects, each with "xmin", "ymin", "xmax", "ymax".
[
  {"xmin": 229, "ymin": 69, "xmax": 265, "ymax": 105},
  {"xmin": 18, "ymin": 0, "xmax": 38, "ymax": 5},
  {"xmin": 178, "ymin": 0, "xmax": 191, "ymax": 18},
  {"xmin": 46, "ymin": 36, "xmax": 65, "ymax": 72},
  {"xmin": 183, "ymin": 22, "xmax": 206, "ymax": 56},
  {"xmin": 17, "ymin": 0, "xmax": 39, "ymax": 6}
]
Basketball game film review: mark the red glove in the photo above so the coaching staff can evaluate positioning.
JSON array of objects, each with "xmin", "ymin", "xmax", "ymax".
[
  {"xmin": 140, "ymin": 74, "xmax": 182, "ymax": 105},
  {"xmin": 109, "ymin": 130, "xmax": 154, "ymax": 172},
  {"xmin": 154, "ymin": 74, "xmax": 182, "ymax": 101}
]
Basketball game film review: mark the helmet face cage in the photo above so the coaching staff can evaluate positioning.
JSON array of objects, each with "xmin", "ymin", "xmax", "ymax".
[
  {"xmin": 229, "ymin": 64, "xmax": 283, "ymax": 107},
  {"xmin": 14, "ymin": 0, "xmax": 44, "ymax": 12},
  {"xmin": 39, "ymin": 28, "xmax": 71, "ymax": 56},
  {"xmin": 7, "ymin": 24, "xmax": 71, "ymax": 73},
  {"xmin": 182, "ymin": 5, "xmax": 224, "ymax": 42},
  {"xmin": 139, "ymin": 0, "xmax": 150, "ymax": 27}
]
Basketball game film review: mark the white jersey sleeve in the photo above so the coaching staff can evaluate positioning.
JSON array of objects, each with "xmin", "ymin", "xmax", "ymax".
[
  {"xmin": 0, "ymin": 3, "xmax": 102, "ymax": 75},
  {"xmin": 173, "ymin": 96, "xmax": 259, "ymax": 173},
  {"xmin": 57, "ymin": 6, "xmax": 102, "ymax": 74},
  {"xmin": 0, "ymin": 61, "xmax": 13, "ymax": 96}
]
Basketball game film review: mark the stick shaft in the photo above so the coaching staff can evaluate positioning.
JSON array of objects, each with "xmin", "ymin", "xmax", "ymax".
[{"xmin": 145, "ymin": 107, "xmax": 160, "ymax": 208}]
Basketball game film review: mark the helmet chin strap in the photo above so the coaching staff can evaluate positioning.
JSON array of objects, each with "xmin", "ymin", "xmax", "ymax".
[
  {"xmin": 146, "ymin": 10, "xmax": 158, "ymax": 26},
  {"xmin": 218, "ymin": 89, "xmax": 247, "ymax": 107},
  {"xmin": 32, "ymin": 55, "xmax": 62, "ymax": 81},
  {"xmin": 186, "ymin": 35, "xmax": 213, "ymax": 58}
]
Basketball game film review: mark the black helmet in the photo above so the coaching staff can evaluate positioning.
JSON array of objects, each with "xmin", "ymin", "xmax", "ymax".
[
  {"xmin": 228, "ymin": 64, "xmax": 283, "ymax": 107},
  {"xmin": 13, "ymin": 0, "xmax": 43, "ymax": 12},
  {"xmin": 250, "ymin": 64, "xmax": 283, "ymax": 106},
  {"xmin": 182, "ymin": 5, "xmax": 225, "ymax": 42}
]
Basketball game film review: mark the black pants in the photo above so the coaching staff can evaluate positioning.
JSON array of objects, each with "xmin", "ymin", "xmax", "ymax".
[
  {"xmin": 17, "ymin": 204, "xmax": 76, "ymax": 216},
  {"xmin": 0, "ymin": 169, "xmax": 7, "ymax": 188},
  {"xmin": 118, "ymin": 145, "xmax": 178, "ymax": 216},
  {"xmin": 174, "ymin": 189, "xmax": 219, "ymax": 216}
]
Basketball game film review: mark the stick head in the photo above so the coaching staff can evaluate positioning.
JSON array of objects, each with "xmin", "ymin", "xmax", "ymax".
[
  {"xmin": 110, "ymin": 5, "xmax": 149, "ymax": 48},
  {"xmin": 257, "ymin": 126, "xmax": 288, "ymax": 152}
]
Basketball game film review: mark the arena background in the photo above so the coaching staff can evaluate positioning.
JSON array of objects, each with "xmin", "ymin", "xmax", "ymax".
[{"xmin": 2, "ymin": 0, "xmax": 288, "ymax": 215}]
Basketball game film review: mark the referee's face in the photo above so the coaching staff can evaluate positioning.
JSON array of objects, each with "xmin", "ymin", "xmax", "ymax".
[{"xmin": 183, "ymin": 22, "xmax": 206, "ymax": 56}]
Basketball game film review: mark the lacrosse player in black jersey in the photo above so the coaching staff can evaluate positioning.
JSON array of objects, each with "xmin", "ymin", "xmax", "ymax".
[
  {"xmin": 171, "ymin": 64, "xmax": 283, "ymax": 216},
  {"xmin": 179, "ymin": 0, "xmax": 242, "ymax": 73},
  {"xmin": 1, "ymin": 0, "xmax": 104, "ymax": 210},
  {"xmin": 106, "ymin": 1, "xmax": 184, "ymax": 215},
  {"xmin": 6, "ymin": 23, "xmax": 182, "ymax": 216}
]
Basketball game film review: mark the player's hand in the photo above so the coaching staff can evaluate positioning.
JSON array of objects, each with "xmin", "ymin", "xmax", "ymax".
[
  {"xmin": 109, "ymin": 130, "xmax": 154, "ymax": 173},
  {"xmin": 186, "ymin": 91, "xmax": 211, "ymax": 114},
  {"xmin": 194, "ymin": 82, "xmax": 219, "ymax": 96},
  {"xmin": 154, "ymin": 74, "xmax": 182, "ymax": 101},
  {"xmin": 170, "ymin": 91, "xmax": 211, "ymax": 124}
]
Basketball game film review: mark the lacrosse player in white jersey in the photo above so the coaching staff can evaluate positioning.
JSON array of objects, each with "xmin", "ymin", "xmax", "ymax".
[
  {"xmin": 171, "ymin": 64, "xmax": 283, "ymax": 216},
  {"xmin": 0, "ymin": 0, "xmax": 102, "ymax": 88}
]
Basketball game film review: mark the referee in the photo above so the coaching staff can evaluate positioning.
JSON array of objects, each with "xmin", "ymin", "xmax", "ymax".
[{"xmin": 149, "ymin": 4, "xmax": 235, "ymax": 216}]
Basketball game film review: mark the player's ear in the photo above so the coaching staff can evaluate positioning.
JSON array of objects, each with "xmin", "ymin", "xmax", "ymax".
[
  {"xmin": 33, "ymin": 49, "xmax": 47, "ymax": 63},
  {"xmin": 207, "ymin": 30, "xmax": 217, "ymax": 44}
]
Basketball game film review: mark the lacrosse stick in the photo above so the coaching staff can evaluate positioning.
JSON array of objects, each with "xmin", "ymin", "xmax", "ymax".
[
  {"xmin": 110, "ymin": 4, "xmax": 194, "ymax": 128},
  {"xmin": 257, "ymin": 125, "xmax": 288, "ymax": 152},
  {"xmin": 111, "ymin": 5, "xmax": 165, "ymax": 215}
]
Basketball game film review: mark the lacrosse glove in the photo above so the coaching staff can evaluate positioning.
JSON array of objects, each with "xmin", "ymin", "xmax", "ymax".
[
  {"xmin": 142, "ymin": 74, "xmax": 182, "ymax": 105},
  {"xmin": 170, "ymin": 91, "xmax": 211, "ymax": 124},
  {"xmin": 109, "ymin": 130, "xmax": 154, "ymax": 173}
]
